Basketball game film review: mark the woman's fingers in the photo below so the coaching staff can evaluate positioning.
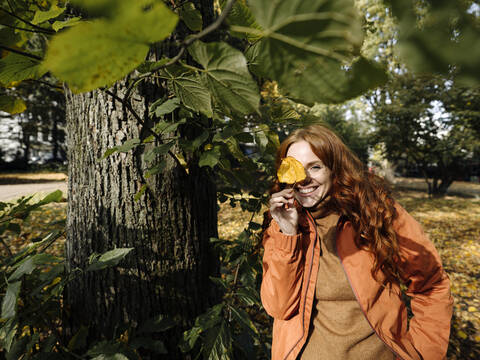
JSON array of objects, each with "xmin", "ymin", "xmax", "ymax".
[
  {"xmin": 269, "ymin": 196, "xmax": 294, "ymax": 210},
  {"xmin": 269, "ymin": 189, "xmax": 294, "ymax": 207}
]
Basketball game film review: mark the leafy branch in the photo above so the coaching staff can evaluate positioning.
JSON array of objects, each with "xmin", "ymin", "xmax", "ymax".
[
  {"xmin": 0, "ymin": 6, "xmax": 55, "ymax": 35},
  {"xmin": 123, "ymin": 0, "xmax": 237, "ymax": 103},
  {"xmin": 103, "ymin": 89, "xmax": 186, "ymax": 173}
]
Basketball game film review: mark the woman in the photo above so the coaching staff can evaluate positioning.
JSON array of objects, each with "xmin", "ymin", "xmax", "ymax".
[{"xmin": 261, "ymin": 125, "xmax": 453, "ymax": 360}]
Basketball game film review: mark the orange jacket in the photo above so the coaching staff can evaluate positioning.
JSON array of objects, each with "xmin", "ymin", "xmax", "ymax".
[{"xmin": 261, "ymin": 203, "xmax": 453, "ymax": 360}]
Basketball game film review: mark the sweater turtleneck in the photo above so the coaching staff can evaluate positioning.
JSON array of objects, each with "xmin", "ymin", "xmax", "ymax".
[
  {"xmin": 299, "ymin": 197, "xmax": 394, "ymax": 360},
  {"xmin": 307, "ymin": 195, "xmax": 336, "ymax": 221}
]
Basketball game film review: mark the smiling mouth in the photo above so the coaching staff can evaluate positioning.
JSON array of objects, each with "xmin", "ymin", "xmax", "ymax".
[{"xmin": 296, "ymin": 187, "xmax": 317, "ymax": 195}]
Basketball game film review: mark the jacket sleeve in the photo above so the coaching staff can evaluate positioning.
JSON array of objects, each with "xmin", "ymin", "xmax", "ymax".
[
  {"xmin": 394, "ymin": 204, "xmax": 453, "ymax": 360},
  {"xmin": 260, "ymin": 219, "xmax": 305, "ymax": 320}
]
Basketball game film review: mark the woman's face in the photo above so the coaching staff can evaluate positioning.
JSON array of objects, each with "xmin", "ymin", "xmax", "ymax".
[{"xmin": 285, "ymin": 140, "xmax": 332, "ymax": 208}]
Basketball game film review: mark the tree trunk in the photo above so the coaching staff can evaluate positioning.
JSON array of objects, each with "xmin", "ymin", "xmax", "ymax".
[{"xmin": 64, "ymin": 32, "xmax": 219, "ymax": 360}]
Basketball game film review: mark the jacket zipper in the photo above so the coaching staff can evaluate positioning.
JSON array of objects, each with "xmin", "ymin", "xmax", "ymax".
[
  {"xmin": 335, "ymin": 229, "xmax": 405, "ymax": 360},
  {"xmin": 283, "ymin": 210, "xmax": 318, "ymax": 360}
]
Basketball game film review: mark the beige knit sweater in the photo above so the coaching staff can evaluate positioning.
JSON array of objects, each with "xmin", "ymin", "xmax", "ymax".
[{"xmin": 298, "ymin": 208, "xmax": 394, "ymax": 360}]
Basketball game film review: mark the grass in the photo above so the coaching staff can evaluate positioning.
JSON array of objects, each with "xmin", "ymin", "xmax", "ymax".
[{"xmin": 2, "ymin": 188, "xmax": 479, "ymax": 359}]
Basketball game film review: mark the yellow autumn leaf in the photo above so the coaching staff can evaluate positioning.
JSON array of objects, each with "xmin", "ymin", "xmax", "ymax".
[
  {"xmin": 467, "ymin": 306, "xmax": 477, "ymax": 312},
  {"xmin": 457, "ymin": 330, "xmax": 468, "ymax": 339},
  {"xmin": 277, "ymin": 157, "xmax": 306, "ymax": 184}
]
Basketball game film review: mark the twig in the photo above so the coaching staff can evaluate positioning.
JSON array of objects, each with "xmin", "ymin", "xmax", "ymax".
[
  {"xmin": 0, "ymin": 6, "xmax": 55, "ymax": 34},
  {"xmin": 123, "ymin": 0, "xmax": 236, "ymax": 102},
  {"xmin": 0, "ymin": 21, "xmax": 53, "ymax": 34},
  {"xmin": 0, "ymin": 44, "xmax": 42, "ymax": 60},
  {"xmin": 25, "ymin": 78, "xmax": 64, "ymax": 91},
  {"xmin": 5, "ymin": 0, "xmax": 14, "ymax": 12}
]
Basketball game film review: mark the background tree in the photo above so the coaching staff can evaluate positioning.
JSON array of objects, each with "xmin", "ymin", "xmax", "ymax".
[{"xmin": 369, "ymin": 72, "xmax": 480, "ymax": 196}]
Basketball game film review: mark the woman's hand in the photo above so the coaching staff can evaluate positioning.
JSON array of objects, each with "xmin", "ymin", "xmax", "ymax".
[{"xmin": 269, "ymin": 188, "xmax": 299, "ymax": 235}]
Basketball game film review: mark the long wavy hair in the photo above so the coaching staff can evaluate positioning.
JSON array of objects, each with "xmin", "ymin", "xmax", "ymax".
[{"xmin": 269, "ymin": 124, "xmax": 403, "ymax": 285}]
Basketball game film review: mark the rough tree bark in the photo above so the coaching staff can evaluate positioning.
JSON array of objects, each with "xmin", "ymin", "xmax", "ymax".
[{"xmin": 63, "ymin": 2, "xmax": 219, "ymax": 357}]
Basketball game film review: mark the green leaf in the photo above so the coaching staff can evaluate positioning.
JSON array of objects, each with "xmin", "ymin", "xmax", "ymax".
[
  {"xmin": 248, "ymin": 221, "xmax": 262, "ymax": 230},
  {"xmin": 137, "ymin": 58, "xmax": 170, "ymax": 73},
  {"xmin": 0, "ymin": 319, "xmax": 17, "ymax": 352},
  {"xmin": 43, "ymin": 2, "xmax": 178, "ymax": 92},
  {"xmin": 43, "ymin": 20, "xmax": 147, "ymax": 92},
  {"xmin": 52, "ymin": 17, "xmax": 82, "ymax": 32},
  {"xmin": 144, "ymin": 142, "xmax": 175, "ymax": 163},
  {"xmin": 235, "ymin": 286, "xmax": 261, "ymax": 306},
  {"xmin": 179, "ymin": 2, "xmax": 203, "ymax": 32},
  {"xmin": 67, "ymin": 326, "xmax": 88, "ymax": 351},
  {"xmin": 86, "ymin": 248, "xmax": 133, "ymax": 271},
  {"xmin": 0, "ymin": 53, "xmax": 44, "ymax": 85},
  {"xmin": 91, "ymin": 355, "xmax": 128, "ymax": 360},
  {"xmin": 199, "ymin": 146, "xmax": 221, "ymax": 168},
  {"xmin": 130, "ymin": 337, "xmax": 167, "ymax": 354},
  {"xmin": 282, "ymin": 56, "xmax": 387, "ymax": 104},
  {"xmin": 38, "ymin": 190, "xmax": 63, "ymax": 205},
  {"xmin": 70, "ymin": 0, "xmax": 118, "ymax": 17},
  {"xmin": 390, "ymin": 0, "xmax": 480, "ymax": 86},
  {"xmin": 101, "ymin": 147, "xmax": 118, "ymax": 159},
  {"xmin": 6, "ymin": 334, "xmax": 29, "ymax": 360},
  {"xmin": 179, "ymin": 326, "xmax": 202, "ymax": 353},
  {"xmin": 138, "ymin": 314, "xmax": 176, "ymax": 334},
  {"xmin": 150, "ymin": 97, "xmax": 180, "ymax": 117},
  {"xmin": 209, "ymin": 276, "xmax": 228, "ymax": 290},
  {"xmin": 153, "ymin": 118, "xmax": 186, "ymax": 134},
  {"xmin": 0, "ymin": 28, "xmax": 21, "ymax": 48},
  {"xmin": 192, "ymin": 130, "xmax": 209, "ymax": 149},
  {"xmin": 87, "ymin": 341, "xmax": 125, "ymax": 356},
  {"xmin": 8, "ymin": 258, "xmax": 35, "ymax": 282},
  {"xmin": 145, "ymin": 161, "xmax": 167, "ymax": 178},
  {"xmin": 1, "ymin": 281, "xmax": 21, "ymax": 319},
  {"xmin": 227, "ymin": 305, "xmax": 258, "ymax": 336},
  {"xmin": 203, "ymin": 321, "xmax": 232, "ymax": 360},
  {"xmin": 195, "ymin": 304, "xmax": 223, "ymax": 330},
  {"xmin": 236, "ymin": 0, "xmax": 387, "ymax": 104},
  {"xmin": 163, "ymin": 68, "xmax": 213, "ymax": 117},
  {"xmin": 134, "ymin": 184, "xmax": 147, "ymax": 202},
  {"xmin": 0, "ymin": 96, "xmax": 26, "ymax": 115},
  {"xmin": 188, "ymin": 41, "xmax": 259, "ymax": 116},
  {"xmin": 9, "ymin": 254, "xmax": 58, "ymax": 281},
  {"xmin": 220, "ymin": 0, "xmax": 262, "ymax": 41},
  {"xmin": 32, "ymin": 3, "xmax": 65, "ymax": 25},
  {"xmin": 117, "ymin": 138, "xmax": 141, "ymax": 153}
]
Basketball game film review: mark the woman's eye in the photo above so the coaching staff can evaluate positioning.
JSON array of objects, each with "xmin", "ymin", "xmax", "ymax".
[{"xmin": 310, "ymin": 165, "xmax": 322, "ymax": 171}]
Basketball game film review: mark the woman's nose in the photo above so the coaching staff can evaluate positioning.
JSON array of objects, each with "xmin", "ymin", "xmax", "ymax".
[{"xmin": 297, "ymin": 175, "xmax": 311, "ymax": 186}]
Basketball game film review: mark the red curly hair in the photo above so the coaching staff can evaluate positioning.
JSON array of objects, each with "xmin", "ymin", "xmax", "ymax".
[{"xmin": 269, "ymin": 124, "xmax": 403, "ymax": 285}]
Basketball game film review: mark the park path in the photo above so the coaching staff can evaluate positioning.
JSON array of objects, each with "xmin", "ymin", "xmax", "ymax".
[{"xmin": 0, "ymin": 181, "xmax": 67, "ymax": 202}]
